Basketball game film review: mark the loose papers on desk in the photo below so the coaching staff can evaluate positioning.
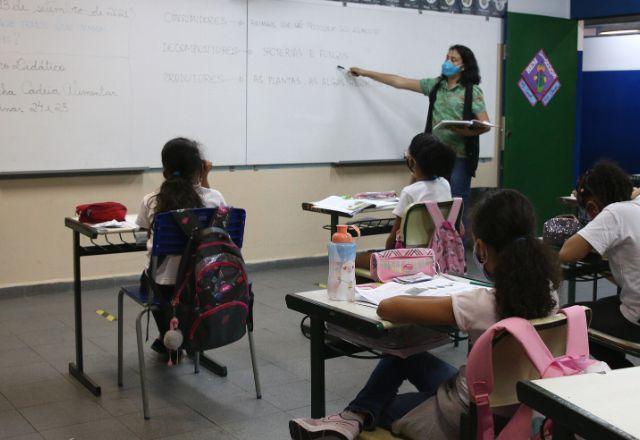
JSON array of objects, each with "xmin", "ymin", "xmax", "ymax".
[
  {"xmin": 355, "ymin": 276, "xmax": 477, "ymax": 305},
  {"xmin": 312, "ymin": 196, "xmax": 398, "ymax": 215},
  {"xmin": 92, "ymin": 219, "xmax": 138, "ymax": 230}
]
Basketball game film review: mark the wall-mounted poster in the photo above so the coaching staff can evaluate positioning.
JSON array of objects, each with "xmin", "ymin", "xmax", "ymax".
[{"xmin": 519, "ymin": 49, "xmax": 562, "ymax": 107}]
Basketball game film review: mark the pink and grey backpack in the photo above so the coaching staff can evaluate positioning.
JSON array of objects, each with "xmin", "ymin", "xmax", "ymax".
[
  {"xmin": 466, "ymin": 306, "xmax": 607, "ymax": 439},
  {"xmin": 170, "ymin": 207, "xmax": 252, "ymax": 352},
  {"xmin": 425, "ymin": 198, "xmax": 465, "ymax": 274}
]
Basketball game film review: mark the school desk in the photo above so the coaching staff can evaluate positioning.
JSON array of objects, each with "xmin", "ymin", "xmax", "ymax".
[
  {"xmin": 285, "ymin": 278, "xmax": 479, "ymax": 418},
  {"xmin": 64, "ymin": 216, "xmax": 145, "ymax": 396},
  {"xmin": 517, "ymin": 366, "xmax": 640, "ymax": 439},
  {"xmin": 561, "ymin": 252, "xmax": 610, "ymax": 305},
  {"xmin": 301, "ymin": 201, "xmax": 397, "ymax": 238},
  {"xmin": 64, "ymin": 213, "xmax": 240, "ymax": 396}
]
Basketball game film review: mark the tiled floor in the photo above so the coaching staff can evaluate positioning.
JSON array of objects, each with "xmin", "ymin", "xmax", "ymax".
[{"xmin": 0, "ymin": 260, "xmax": 626, "ymax": 439}]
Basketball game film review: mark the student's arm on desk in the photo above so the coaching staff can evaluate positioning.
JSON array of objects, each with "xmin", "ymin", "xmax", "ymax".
[
  {"xmin": 377, "ymin": 296, "xmax": 456, "ymax": 326},
  {"xmin": 559, "ymin": 234, "xmax": 594, "ymax": 263},
  {"xmin": 385, "ymin": 217, "xmax": 402, "ymax": 250}
]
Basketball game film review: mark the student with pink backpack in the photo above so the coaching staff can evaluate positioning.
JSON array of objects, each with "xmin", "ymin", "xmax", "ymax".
[
  {"xmin": 290, "ymin": 190, "xmax": 564, "ymax": 440},
  {"xmin": 355, "ymin": 133, "xmax": 456, "ymax": 269}
]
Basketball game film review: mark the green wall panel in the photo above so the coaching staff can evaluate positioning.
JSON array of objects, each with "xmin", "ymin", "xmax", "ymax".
[{"xmin": 504, "ymin": 12, "xmax": 578, "ymax": 228}]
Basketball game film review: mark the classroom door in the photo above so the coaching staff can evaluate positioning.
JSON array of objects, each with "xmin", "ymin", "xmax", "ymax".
[{"xmin": 503, "ymin": 13, "xmax": 578, "ymax": 226}]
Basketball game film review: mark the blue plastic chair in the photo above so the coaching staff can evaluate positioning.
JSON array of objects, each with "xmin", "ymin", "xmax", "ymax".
[{"xmin": 117, "ymin": 207, "xmax": 261, "ymax": 419}]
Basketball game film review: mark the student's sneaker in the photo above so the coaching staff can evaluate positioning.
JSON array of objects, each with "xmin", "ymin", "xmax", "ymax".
[{"xmin": 289, "ymin": 413, "xmax": 362, "ymax": 440}]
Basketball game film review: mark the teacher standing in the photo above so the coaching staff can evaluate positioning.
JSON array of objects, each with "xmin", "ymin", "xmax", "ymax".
[{"xmin": 350, "ymin": 45, "xmax": 490, "ymax": 220}]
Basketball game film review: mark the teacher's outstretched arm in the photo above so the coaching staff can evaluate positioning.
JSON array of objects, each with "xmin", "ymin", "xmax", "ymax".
[{"xmin": 349, "ymin": 67, "xmax": 422, "ymax": 93}]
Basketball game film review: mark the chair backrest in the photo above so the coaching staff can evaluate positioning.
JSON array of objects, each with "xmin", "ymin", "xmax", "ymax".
[
  {"xmin": 151, "ymin": 207, "xmax": 246, "ymax": 257},
  {"xmin": 488, "ymin": 307, "xmax": 592, "ymax": 408},
  {"xmin": 400, "ymin": 200, "xmax": 463, "ymax": 247}
]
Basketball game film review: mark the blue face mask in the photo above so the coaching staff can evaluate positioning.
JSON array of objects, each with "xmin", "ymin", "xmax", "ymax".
[
  {"xmin": 441, "ymin": 60, "xmax": 461, "ymax": 77},
  {"xmin": 472, "ymin": 244, "xmax": 493, "ymax": 281}
]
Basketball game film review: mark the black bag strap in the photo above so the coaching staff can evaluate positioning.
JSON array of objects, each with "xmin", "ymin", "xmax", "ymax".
[
  {"xmin": 463, "ymin": 84, "xmax": 480, "ymax": 177},
  {"xmin": 170, "ymin": 210, "xmax": 202, "ymax": 308},
  {"xmin": 424, "ymin": 79, "xmax": 442, "ymax": 133},
  {"xmin": 171, "ymin": 209, "xmax": 202, "ymax": 237}
]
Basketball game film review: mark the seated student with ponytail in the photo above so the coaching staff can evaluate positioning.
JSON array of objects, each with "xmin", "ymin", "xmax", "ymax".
[
  {"xmin": 290, "ymin": 190, "xmax": 560, "ymax": 440},
  {"xmin": 136, "ymin": 137, "xmax": 226, "ymax": 357},
  {"xmin": 560, "ymin": 160, "xmax": 640, "ymax": 369}
]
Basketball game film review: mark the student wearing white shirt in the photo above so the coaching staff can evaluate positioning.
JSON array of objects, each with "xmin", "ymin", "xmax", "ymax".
[
  {"xmin": 291, "ymin": 190, "xmax": 561, "ymax": 440},
  {"xmin": 135, "ymin": 138, "xmax": 226, "ymax": 358},
  {"xmin": 391, "ymin": 133, "xmax": 456, "ymax": 248},
  {"xmin": 560, "ymin": 161, "xmax": 640, "ymax": 369},
  {"xmin": 355, "ymin": 134, "xmax": 454, "ymax": 269}
]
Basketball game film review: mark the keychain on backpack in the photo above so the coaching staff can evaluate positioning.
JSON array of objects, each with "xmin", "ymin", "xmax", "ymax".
[{"xmin": 164, "ymin": 316, "xmax": 183, "ymax": 367}]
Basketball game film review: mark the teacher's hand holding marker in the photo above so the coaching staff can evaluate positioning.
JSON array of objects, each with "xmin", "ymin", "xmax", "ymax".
[{"xmin": 342, "ymin": 45, "xmax": 492, "ymax": 230}]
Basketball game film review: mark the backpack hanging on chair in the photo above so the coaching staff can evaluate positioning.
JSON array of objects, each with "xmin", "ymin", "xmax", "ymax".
[
  {"xmin": 466, "ymin": 306, "xmax": 610, "ymax": 439},
  {"xmin": 169, "ymin": 206, "xmax": 252, "ymax": 354},
  {"xmin": 425, "ymin": 198, "xmax": 466, "ymax": 274}
]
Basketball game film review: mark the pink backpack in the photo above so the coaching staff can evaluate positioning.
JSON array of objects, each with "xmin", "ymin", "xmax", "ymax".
[
  {"xmin": 466, "ymin": 306, "xmax": 605, "ymax": 440},
  {"xmin": 425, "ymin": 198, "xmax": 465, "ymax": 274}
]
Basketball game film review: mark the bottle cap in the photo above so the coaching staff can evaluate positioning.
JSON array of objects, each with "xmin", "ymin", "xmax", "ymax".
[{"xmin": 331, "ymin": 225, "xmax": 360, "ymax": 243}]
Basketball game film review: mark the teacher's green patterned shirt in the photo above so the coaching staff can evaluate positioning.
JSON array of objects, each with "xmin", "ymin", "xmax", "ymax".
[{"xmin": 419, "ymin": 77, "xmax": 487, "ymax": 158}]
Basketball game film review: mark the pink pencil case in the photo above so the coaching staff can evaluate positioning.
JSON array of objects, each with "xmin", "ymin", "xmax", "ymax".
[{"xmin": 370, "ymin": 248, "xmax": 436, "ymax": 282}]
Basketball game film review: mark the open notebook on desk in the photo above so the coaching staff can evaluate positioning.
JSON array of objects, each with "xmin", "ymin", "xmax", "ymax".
[
  {"xmin": 355, "ymin": 275, "xmax": 485, "ymax": 306},
  {"xmin": 311, "ymin": 195, "xmax": 398, "ymax": 216}
]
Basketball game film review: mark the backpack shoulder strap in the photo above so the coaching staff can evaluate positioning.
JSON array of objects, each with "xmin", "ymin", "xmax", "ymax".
[
  {"xmin": 466, "ymin": 317, "xmax": 556, "ymax": 440},
  {"xmin": 445, "ymin": 197, "xmax": 463, "ymax": 225},
  {"xmin": 424, "ymin": 79, "xmax": 442, "ymax": 133},
  {"xmin": 559, "ymin": 306, "xmax": 590, "ymax": 358},
  {"xmin": 171, "ymin": 210, "xmax": 202, "ymax": 237},
  {"xmin": 424, "ymin": 200, "xmax": 446, "ymax": 228},
  {"xmin": 463, "ymin": 84, "xmax": 480, "ymax": 178},
  {"xmin": 463, "ymin": 83, "xmax": 474, "ymax": 120}
]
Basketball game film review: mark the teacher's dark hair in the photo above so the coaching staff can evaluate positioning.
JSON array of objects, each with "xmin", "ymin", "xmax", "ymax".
[
  {"xmin": 153, "ymin": 137, "xmax": 205, "ymax": 216},
  {"xmin": 450, "ymin": 44, "xmax": 481, "ymax": 86},
  {"xmin": 472, "ymin": 189, "xmax": 560, "ymax": 320}
]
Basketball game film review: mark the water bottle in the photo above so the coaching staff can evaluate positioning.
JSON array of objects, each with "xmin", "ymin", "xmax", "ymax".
[{"xmin": 327, "ymin": 225, "xmax": 360, "ymax": 301}]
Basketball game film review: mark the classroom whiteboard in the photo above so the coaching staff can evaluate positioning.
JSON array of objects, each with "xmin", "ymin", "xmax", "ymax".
[
  {"xmin": 0, "ymin": 0, "xmax": 247, "ymax": 173},
  {"xmin": 0, "ymin": 0, "xmax": 501, "ymax": 173},
  {"xmin": 247, "ymin": 0, "xmax": 501, "ymax": 164}
]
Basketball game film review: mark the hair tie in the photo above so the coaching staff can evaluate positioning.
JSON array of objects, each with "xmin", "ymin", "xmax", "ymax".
[
  {"xmin": 172, "ymin": 171, "xmax": 181, "ymax": 177},
  {"xmin": 515, "ymin": 236, "xmax": 528, "ymax": 243}
]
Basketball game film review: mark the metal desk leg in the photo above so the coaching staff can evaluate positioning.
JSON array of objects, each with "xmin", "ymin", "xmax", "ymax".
[
  {"xmin": 567, "ymin": 271, "xmax": 576, "ymax": 305},
  {"xmin": 68, "ymin": 231, "xmax": 101, "ymax": 396},
  {"xmin": 551, "ymin": 422, "xmax": 573, "ymax": 440},
  {"xmin": 310, "ymin": 316, "xmax": 326, "ymax": 418},
  {"xmin": 330, "ymin": 214, "xmax": 339, "ymax": 238},
  {"xmin": 592, "ymin": 273, "xmax": 598, "ymax": 302}
]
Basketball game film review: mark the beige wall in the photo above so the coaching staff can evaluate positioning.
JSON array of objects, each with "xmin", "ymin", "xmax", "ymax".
[{"xmin": 0, "ymin": 160, "xmax": 497, "ymax": 288}]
